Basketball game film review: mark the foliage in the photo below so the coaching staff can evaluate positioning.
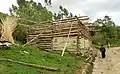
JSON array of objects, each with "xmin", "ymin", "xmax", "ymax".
[
  {"xmin": 117, "ymin": 27, "xmax": 120, "ymax": 39},
  {"xmin": 44, "ymin": 0, "xmax": 52, "ymax": 6},
  {"xmin": 9, "ymin": 0, "xmax": 53, "ymax": 43},
  {"xmin": 110, "ymin": 40, "xmax": 120, "ymax": 47},
  {"xmin": 92, "ymin": 33, "xmax": 106, "ymax": 45},
  {"xmin": 92, "ymin": 15, "xmax": 118, "ymax": 45},
  {"xmin": 0, "ymin": 45, "xmax": 86, "ymax": 74},
  {"xmin": 10, "ymin": 0, "xmax": 53, "ymax": 23},
  {"xmin": 54, "ymin": 5, "xmax": 73, "ymax": 20},
  {"xmin": 0, "ymin": 12, "xmax": 7, "ymax": 24}
]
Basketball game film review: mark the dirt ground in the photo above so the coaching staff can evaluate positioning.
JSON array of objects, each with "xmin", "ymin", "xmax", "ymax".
[{"xmin": 92, "ymin": 47, "xmax": 120, "ymax": 74}]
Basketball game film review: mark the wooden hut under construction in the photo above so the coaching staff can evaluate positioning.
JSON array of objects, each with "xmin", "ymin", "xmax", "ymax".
[{"xmin": 27, "ymin": 16, "xmax": 91, "ymax": 54}]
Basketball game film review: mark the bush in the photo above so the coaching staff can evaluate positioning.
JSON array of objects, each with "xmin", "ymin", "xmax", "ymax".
[
  {"xmin": 92, "ymin": 33, "xmax": 106, "ymax": 45},
  {"xmin": 110, "ymin": 40, "xmax": 120, "ymax": 47}
]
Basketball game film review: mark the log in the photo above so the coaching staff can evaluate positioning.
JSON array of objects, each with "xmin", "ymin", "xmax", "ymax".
[
  {"xmin": 28, "ymin": 28, "xmax": 51, "ymax": 31},
  {"xmin": 38, "ymin": 46, "xmax": 52, "ymax": 49},
  {"xmin": 52, "ymin": 49, "xmax": 77, "ymax": 52},
  {"xmin": 52, "ymin": 17, "xmax": 89, "ymax": 24},
  {"xmin": 29, "ymin": 25, "xmax": 52, "ymax": 28},
  {"xmin": 36, "ymin": 42, "xmax": 51, "ymax": 45},
  {"xmin": 52, "ymin": 28, "xmax": 78, "ymax": 33},
  {"xmin": 28, "ymin": 37, "xmax": 52, "ymax": 40},
  {"xmin": 60, "ymin": 27, "xmax": 78, "ymax": 30},
  {"xmin": 28, "ymin": 34, "xmax": 76, "ymax": 38},
  {"xmin": 28, "ymin": 31, "xmax": 52, "ymax": 35},
  {"xmin": 53, "ymin": 24, "xmax": 77, "ymax": 28},
  {"xmin": 38, "ymin": 41, "xmax": 51, "ymax": 43},
  {"xmin": 54, "ymin": 33, "xmax": 78, "ymax": 37},
  {"xmin": 39, "ymin": 44, "xmax": 51, "ymax": 47},
  {"xmin": 38, "ymin": 38, "xmax": 52, "ymax": 40},
  {"xmin": 0, "ymin": 58, "xmax": 60, "ymax": 71},
  {"xmin": 53, "ymin": 30, "xmax": 78, "ymax": 35},
  {"xmin": 53, "ymin": 47, "xmax": 77, "ymax": 49},
  {"xmin": 28, "ymin": 35, "xmax": 52, "ymax": 38}
]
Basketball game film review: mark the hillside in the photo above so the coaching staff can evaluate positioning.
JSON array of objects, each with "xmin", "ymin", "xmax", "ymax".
[{"xmin": 0, "ymin": 45, "xmax": 86, "ymax": 74}]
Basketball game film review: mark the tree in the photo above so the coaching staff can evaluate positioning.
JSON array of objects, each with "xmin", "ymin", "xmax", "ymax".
[
  {"xmin": 117, "ymin": 26, "xmax": 120, "ymax": 39},
  {"xmin": 17, "ymin": 0, "xmax": 26, "ymax": 7},
  {"xmin": 63, "ymin": 8, "xmax": 69, "ymax": 17},
  {"xmin": 10, "ymin": 0, "xmax": 53, "ymax": 23},
  {"xmin": 37, "ymin": 3, "xmax": 44, "ymax": 9},
  {"xmin": 69, "ymin": 13, "xmax": 73, "ymax": 18},
  {"xmin": 44, "ymin": 0, "xmax": 52, "ymax": 6},
  {"xmin": 53, "ymin": 5, "xmax": 73, "ymax": 20},
  {"xmin": 101, "ymin": 16, "xmax": 117, "ymax": 41},
  {"xmin": 8, "ymin": 0, "xmax": 53, "ymax": 43},
  {"xmin": 92, "ymin": 15, "xmax": 118, "ymax": 45},
  {"xmin": 59, "ymin": 5, "xmax": 63, "ymax": 11}
]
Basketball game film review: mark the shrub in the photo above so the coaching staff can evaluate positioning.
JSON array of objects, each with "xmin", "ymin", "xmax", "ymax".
[{"xmin": 92, "ymin": 33, "xmax": 106, "ymax": 45}]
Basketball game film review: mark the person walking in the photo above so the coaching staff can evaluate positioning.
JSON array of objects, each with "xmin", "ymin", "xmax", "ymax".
[{"xmin": 99, "ymin": 45, "xmax": 106, "ymax": 58}]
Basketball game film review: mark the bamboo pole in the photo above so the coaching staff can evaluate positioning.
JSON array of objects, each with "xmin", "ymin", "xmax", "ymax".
[{"xmin": 61, "ymin": 22, "xmax": 73, "ymax": 56}]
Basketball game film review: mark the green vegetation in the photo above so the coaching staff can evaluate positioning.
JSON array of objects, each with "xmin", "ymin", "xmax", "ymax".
[
  {"xmin": 0, "ymin": 46, "xmax": 86, "ymax": 74},
  {"xmin": 54, "ymin": 5, "xmax": 73, "ymax": 20},
  {"xmin": 92, "ymin": 15, "xmax": 120, "ymax": 46},
  {"xmin": 109, "ymin": 40, "xmax": 120, "ymax": 47},
  {"xmin": 10, "ymin": 0, "xmax": 53, "ymax": 23},
  {"xmin": 0, "ymin": 12, "xmax": 7, "ymax": 21}
]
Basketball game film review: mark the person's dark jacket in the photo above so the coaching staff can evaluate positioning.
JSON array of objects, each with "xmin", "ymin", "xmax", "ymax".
[{"xmin": 100, "ymin": 46, "xmax": 106, "ymax": 52}]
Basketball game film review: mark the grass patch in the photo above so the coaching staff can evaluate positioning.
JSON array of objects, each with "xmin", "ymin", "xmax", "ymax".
[
  {"xmin": 0, "ymin": 45, "xmax": 86, "ymax": 74},
  {"xmin": 110, "ymin": 40, "xmax": 120, "ymax": 47}
]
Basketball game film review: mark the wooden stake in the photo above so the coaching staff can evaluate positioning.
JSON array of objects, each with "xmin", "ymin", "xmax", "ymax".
[{"xmin": 61, "ymin": 22, "xmax": 73, "ymax": 56}]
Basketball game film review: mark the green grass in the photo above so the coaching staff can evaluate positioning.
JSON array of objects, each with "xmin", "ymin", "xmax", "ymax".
[
  {"xmin": 110, "ymin": 40, "xmax": 120, "ymax": 47},
  {"xmin": 0, "ymin": 45, "xmax": 86, "ymax": 74},
  {"xmin": 93, "ymin": 39, "xmax": 120, "ymax": 48}
]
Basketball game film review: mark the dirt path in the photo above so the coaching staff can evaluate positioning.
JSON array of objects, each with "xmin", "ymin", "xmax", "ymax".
[{"xmin": 92, "ymin": 47, "xmax": 120, "ymax": 74}]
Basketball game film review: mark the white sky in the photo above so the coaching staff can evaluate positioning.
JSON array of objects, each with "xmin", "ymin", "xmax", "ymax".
[{"xmin": 0, "ymin": 0, "xmax": 120, "ymax": 25}]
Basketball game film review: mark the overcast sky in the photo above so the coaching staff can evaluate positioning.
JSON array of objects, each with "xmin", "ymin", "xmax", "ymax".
[{"xmin": 0, "ymin": 0, "xmax": 120, "ymax": 25}]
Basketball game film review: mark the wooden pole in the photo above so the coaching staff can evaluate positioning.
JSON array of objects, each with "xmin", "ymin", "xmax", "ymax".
[{"xmin": 61, "ymin": 22, "xmax": 73, "ymax": 56}]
